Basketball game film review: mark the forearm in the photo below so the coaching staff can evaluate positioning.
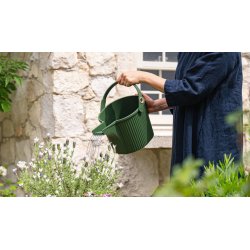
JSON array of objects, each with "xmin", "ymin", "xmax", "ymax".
[
  {"xmin": 140, "ymin": 72, "xmax": 166, "ymax": 93},
  {"xmin": 152, "ymin": 98, "xmax": 169, "ymax": 112}
]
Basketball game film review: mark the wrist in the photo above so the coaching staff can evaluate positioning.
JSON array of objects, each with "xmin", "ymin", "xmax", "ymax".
[{"xmin": 139, "ymin": 71, "xmax": 152, "ymax": 83}]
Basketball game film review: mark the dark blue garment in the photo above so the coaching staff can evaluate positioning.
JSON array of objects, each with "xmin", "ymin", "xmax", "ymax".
[{"xmin": 164, "ymin": 52, "xmax": 242, "ymax": 174}]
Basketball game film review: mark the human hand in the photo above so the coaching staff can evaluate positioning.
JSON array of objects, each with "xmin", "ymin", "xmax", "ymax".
[
  {"xmin": 141, "ymin": 93, "xmax": 156, "ymax": 113},
  {"xmin": 117, "ymin": 71, "xmax": 144, "ymax": 87}
]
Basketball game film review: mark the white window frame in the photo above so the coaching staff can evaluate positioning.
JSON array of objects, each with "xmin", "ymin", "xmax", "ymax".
[{"xmin": 136, "ymin": 53, "xmax": 178, "ymax": 136}]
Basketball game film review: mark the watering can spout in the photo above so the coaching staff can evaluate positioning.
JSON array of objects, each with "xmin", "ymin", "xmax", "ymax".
[{"xmin": 92, "ymin": 122, "xmax": 106, "ymax": 135}]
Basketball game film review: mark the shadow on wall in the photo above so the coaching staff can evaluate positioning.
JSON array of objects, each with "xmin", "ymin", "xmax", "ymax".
[{"xmin": 117, "ymin": 148, "xmax": 172, "ymax": 197}]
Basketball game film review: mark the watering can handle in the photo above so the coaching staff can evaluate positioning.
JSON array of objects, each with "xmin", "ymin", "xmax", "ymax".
[{"xmin": 100, "ymin": 82, "xmax": 145, "ymax": 112}]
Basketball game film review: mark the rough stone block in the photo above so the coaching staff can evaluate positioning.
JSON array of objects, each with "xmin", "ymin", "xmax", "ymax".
[
  {"xmin": 53, "ymin": 70, "xmax": 89, "ymax": 94},
  {"xmin": 11, "ymin": 83, "xmax": 28, "ymax": 126},
  {"xmin": 1, "ymin": 138, "xmax": 16, "ymax": 164},
  {"xmin": 118, "ymin": 149, "xmax": 159, "ymax": 196},
  {"xmin": 86, "ymin": 52, "xmax": 116, "ymax": 75},
  {"xmin": 54, "ymin": 95, "xmax": 85, "ymax": 137},
  {"xmin": 29, "ymin": 100, "xmax": 41, "ymax": 128},
  {"xmin": 49, "ymin": 52, "xmax": 78, "ymax": 69},
  {"xmin": 15, "ymin": 139, "xmax": 32, "ymax": 163},
  {"xmin": 2, "ymin": 119, "xmax": 15, "ymax": 137},
  {"xmin": 27, "ymin": 79, "xmax": 45, "ymax": 103},
  {"xmin": 40, "ymin": 94, "xmax": 55, "ymax": 137},
  {"xmin": 90, "ymin": 76, "xmax": 116, "ymax": 98}
]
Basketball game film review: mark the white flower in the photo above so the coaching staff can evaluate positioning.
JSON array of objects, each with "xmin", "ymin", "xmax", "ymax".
[
  {"xmin": 12, "ymin": 168, "xmax": 17, "ymax": 174},
  {"xmin": 0, "ymin": 166, "xmax": 7, "ymax": 177},
  {"xmin": 39, "ymin": 142, "xmax": 44, "ymax": 149},
  {"xmin": 46, "ymin": 133, "xmax": 51, "ymax": 138},
  {"xmin": 82, "ymin": 174, "xmax": 91, "ymax": 182},
  {"xmin": 19, "ymin": 183, "xmax": 23, "ymax": 187},
  {"xmin": 34, "ymin": 137, "xmax": 39, "ymax": 143},
  {"xmin": 43, "ymin": 175, "xmax": 47, "ymax": 179},
  {"xmin": 29, "ymin": 162, "xmax": 37, "ymax": 169},
  {"xmin": 17, "ymin": 161, "xmax": 27, "ymax": 170},
  {"xmin": 33, "ymin": 175, "xmax": 36, "ymax": 179},
  {"xmin": 117, "ymin": 182, "xmax": 124, "ymax": 188},
  {"xmin": 39, "ymin": 168, "xmax": 43, "ymax": 172},
  {"xmin": 45, "ymin": 178, "xmax": 49, "ymax": 183},
  {"xmin": 37, "ymin": 172, "xmax": 41, "ymax": 178}
]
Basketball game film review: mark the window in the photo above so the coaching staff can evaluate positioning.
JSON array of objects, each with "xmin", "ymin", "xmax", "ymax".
[{"xmin": 137, "ymin": 52, "xmax": 178, "ymax": 136}]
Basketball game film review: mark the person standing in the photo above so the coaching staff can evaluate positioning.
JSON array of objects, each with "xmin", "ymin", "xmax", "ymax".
[{"xmin": 117, "ymin": 52, "xmax": 243, "ymax": 175}]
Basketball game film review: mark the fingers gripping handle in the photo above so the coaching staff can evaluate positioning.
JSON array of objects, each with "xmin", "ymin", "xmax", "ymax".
[{"xmin": 100, "ymin": 82, "xmax": 144, "ymax": 112}]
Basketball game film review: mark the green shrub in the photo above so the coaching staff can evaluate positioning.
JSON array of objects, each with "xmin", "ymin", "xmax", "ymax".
[
  {"xmin": 153, "ymin": 155, "xmax": 250, "ymax": 197},
  {"xmin": 0, "ymin": 166, "xmax": 17, "ymax": 197},
  {"xmin": 13, "ymin": 136, "xmax": 122, "ymax": 197},
  {"xmin": 0, "ymin": 54, "xmax": 28, "ymax": 112}
]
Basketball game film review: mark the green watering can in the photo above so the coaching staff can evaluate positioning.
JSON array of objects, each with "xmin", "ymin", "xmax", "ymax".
[{"xmin": 92, "ymin": 82, "xmax": 154, "ymax": 154}]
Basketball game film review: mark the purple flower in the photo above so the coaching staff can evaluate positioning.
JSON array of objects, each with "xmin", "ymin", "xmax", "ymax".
[{"xmin": 102, "ymin": 194, "xmax": 112, "ymax": 197}]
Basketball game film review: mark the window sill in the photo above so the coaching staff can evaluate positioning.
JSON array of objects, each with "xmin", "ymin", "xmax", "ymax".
[{"xmin": 145, "ymin": 135, "xmax": 172, "ymax": 149}]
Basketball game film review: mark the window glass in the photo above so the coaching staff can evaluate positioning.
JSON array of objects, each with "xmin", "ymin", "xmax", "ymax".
[
  {"xmin": 143, "ymin": 52, "xmax": 162, "ymax": 62},
  {"xmin": 165, "ymin": 52, "xmax": 178, "ymax": 62}
]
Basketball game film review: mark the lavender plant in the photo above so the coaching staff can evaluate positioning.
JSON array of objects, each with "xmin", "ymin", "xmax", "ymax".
[
  {"xmin": 13, "ymin": 135, "xmax": 122, "ymax": 197},
  {"xmin": 0, "ymin": 166, "xmax": 17, "ymax": 197}
]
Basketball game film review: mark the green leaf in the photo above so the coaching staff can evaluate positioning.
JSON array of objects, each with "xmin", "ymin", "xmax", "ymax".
[
  {"xmin": 5, "ymin": 76, "xmax": 9, "ymax": 87},
  {"xmin": 1, "ymin": 101, "xmax": 11, "ymax": 112},
  {"xmin": 14, "ymin": 76, "xmax": 22, "ymax": 86}
]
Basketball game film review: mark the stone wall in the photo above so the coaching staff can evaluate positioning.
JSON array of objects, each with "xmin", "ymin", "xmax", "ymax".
[
  {"xmin": 0, "ymin": 52, "xmax": 171, "ymax": 196},
  {"xmin": 242, "ymin": 53, "xmax": 250, "ymax": 170}
]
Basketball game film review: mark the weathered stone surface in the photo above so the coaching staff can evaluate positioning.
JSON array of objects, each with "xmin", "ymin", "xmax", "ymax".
[
  {"xmin": 82, "ymin": 87, "xmax": 96, "ymax": 100},
  {"xmin": 25, "ymin": 121, "xmax": 42, "ymax": 140},
  {"xmin": 90, "ymin": 76, "xmax": 116, "ymax": 98},
  {"xmin": 11, "ymin": 82, "xmax": 28, "ymax": 126},
  {"xmin": 27, "ymin": 79, "xmax": 44, "ymax": 103},
  {"xmin": 158, "ymin": 149, "xmax": 172, "ymax": 184},
  {"xmin": 15, "ymin": 126, "xmax": 24, "ymax": 138},
  {"xmin": 53, "ymin": 70, "xmax": 89, "ymax": 94},
  {"xmin": 49, "ymin": 52, "xmax": 78, "ymax": 69},
  {"xmin": 84, "ymin": 101, "xmax": 100, "ymax": 131},
  {"xmin": 242, "ymin": 53, "xmax": 250, "ymax": 171},
  {"xmin": 36, "ymin": 53, "xmax": 51, "ymax": 71},
  {"xmin": 29, "ymin": 100, "xmax": 41, "ymax": 128},
  {"xmin": 40, "ymin": 94, "xmax": 55, "ymax": 137},
  {"xmin": 116, "ymin": 52, "xmax": 137, "ymax": 73},
  {"xmin": 2, "ymin": 119, "xmax": 14, "ymax": 137},
  {"xmin": 78, "ymin": 61, "xmax": 89, "ymax": 71},
  {"xmin": 77, "ymin": 52, "xmax": 86, "ymax": 60},
  {"xmin": 42, "ymin": 71, "xmax": 53, "ymax": 92},
  {"xmin": 28, "ymin": 62, "xmax": 39, "ymax": 79},
  {"xmin": 242, "ymin": 57, "xmax": 248, "ymax": 67},
  {"xmin": 118, "ymin": 149, "xmax": 159, "ymax": 196},
  {"xmin": 54, "ymin": 95, "xmax": 85, "ymax": 137},
  {"xmin": 86, "ymin": 52, "xmax": 116, "ymax": 75},
  {"xmin": 0, "ymin": 112, "xmax": 8, "ymax": 122},
  {"xmin": 15, "ymin": 139, "xmax": 32, "ymax": 162},
  {"xmin": 1, "ymin": 138, "xmax": 16, "ymax": 164}
]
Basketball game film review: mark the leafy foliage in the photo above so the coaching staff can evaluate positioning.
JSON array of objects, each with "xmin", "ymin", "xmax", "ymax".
[
  {"xmin": 0, "ymin": 55, "xmax": 28, "ymax": 112},
  {"xmin": 153, "ymin": 155, "xmax": 250, "ymax": 197},
  {"xmin": 0, "ymin": 166, "xmax": 17, "ymax": 197},
  {"xmin": 14, "ymin": 136, "xmax": 121, "ymax": 197}
]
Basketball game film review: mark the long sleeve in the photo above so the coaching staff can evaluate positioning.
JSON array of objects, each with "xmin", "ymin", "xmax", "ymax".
[{"xmin": 164, "ymin": 52, "xmax": 239, "ymax": 106}]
